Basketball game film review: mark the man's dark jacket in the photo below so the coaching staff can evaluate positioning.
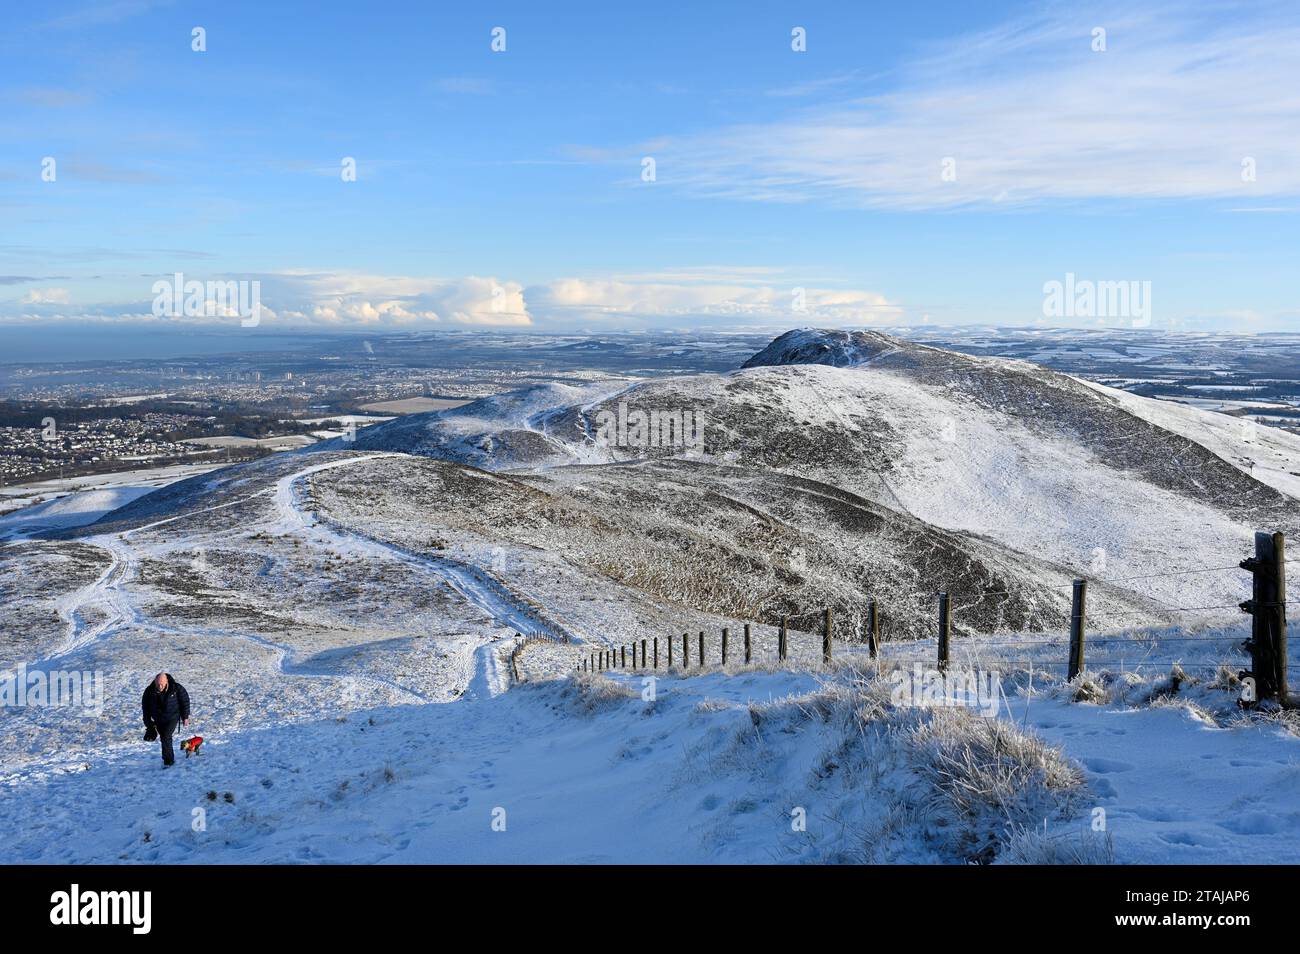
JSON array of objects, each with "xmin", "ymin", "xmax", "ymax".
[{"xmin": 141, "ymin": 675, "xmax": 190, "ymax": 729}]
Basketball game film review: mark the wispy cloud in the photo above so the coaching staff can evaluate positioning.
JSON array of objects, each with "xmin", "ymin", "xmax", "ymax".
[
  {"xmin": 38, "ymin": 0, "xmax": 174, "ymax": 31},
  {"xmin": 8, "ymin": 87, "xmax": 95, "ymax": 108},
  {"xmin": 647, "ymin": 2, "xmax": 1300, "ymax": 210}
]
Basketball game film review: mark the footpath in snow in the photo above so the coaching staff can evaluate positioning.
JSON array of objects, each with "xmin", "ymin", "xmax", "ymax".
[{"xmin": 2, "ymin": 664, "xmax": 1296, "ymax": 865}]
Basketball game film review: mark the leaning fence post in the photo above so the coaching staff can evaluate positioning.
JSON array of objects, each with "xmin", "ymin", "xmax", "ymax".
[
  {"xmin": 779, "ymin": 616, "xmax": 788, "ymax": 662},
  {"xmin": 823, "ymin": 608, "xmax": 833, "ymax": 665},
  {"xmin": 744, "ymin": 623, "xmax": 752, "ymax": 664},
  {"xmin": 937, "ymin": 592, "xmax": 950, "ymax": 671},
  {"xmin": 721, "ymin": 627, "xmax": 729, "ymax": 665},
  {"xmin": 1068, "ymin": 579, "xmax": 1087, "ymax": 681},
  {"xmin": 868, "ymin": 600, "xmax": 880, "ymax": 659}
]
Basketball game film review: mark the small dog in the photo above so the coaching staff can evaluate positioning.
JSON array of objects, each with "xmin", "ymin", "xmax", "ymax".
[{"xmin": 180, "ymin": 736, "xmax": 204, "ymax": 757}]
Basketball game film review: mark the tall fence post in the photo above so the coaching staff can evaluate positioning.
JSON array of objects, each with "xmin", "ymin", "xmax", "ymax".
[
  {"xmin": 653, "ymin": 637, "xmax": 659, "ymax": 669},
  {"xmin": 698, "ymin": 631, "xmax": 704, "ymax": 667},
  {"xmin": 668, "ymin": 634, "xmax": 673, "ymax": 667},
  {"xmin": 1068, "ymin": 579, "xmax": 1087, "ymax": 681},
  {"xmin": 641, "ymin": 639, "xmax": 647, "ymax": 671},
  {"xmin": 823, "ymin": 608, "xmax": 833, "ymax": 665},
  {"xmin": 779, "ymin": 616, "xmax": 788, "ymax": 662},
  {"xmin": 937, "ymin": 592, "xmax": 950, "ymax": 671},
  {"xmin": 721, "ymin": 627, "xmax": 729, "ymax": 665},
  {"xmin": 1278, "ymin": 532, "xmax": 1289, "ymax": 704},
  {"xmin": 744, "ymin": 623, "xmax": 752, "ymax": 664},
  {"xmin": 622, "ymin": 645, "xmax": 627, "ymax": 668},
  {"xmin": 1241, "ymin": 531, "xmax": 1288, "ymax": 703},
  {"xmin": 682, "ymin": 633, "xmax": 688, "ymax": 669},
  {"xmin": 868, "ymin": 600, "xmax": 880, "ymax": 659}
]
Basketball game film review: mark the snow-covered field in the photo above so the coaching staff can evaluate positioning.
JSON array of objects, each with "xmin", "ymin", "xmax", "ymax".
[{"xmin": 2, "ymin": 329, "xmax": 1298, "ymax": 865}]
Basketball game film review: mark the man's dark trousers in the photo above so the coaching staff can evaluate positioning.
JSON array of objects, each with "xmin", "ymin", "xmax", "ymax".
[{"xmin": 158, "ymin": 718, "xmax": 179, "ymax": 766}]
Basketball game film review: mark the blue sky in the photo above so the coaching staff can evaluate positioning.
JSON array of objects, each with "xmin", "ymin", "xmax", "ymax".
[{"xmin": 2, "ymin": 0, "xmax": 1298, "ymax": 337}]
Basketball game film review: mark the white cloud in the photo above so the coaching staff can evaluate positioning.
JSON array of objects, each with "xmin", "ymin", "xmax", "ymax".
[
  {"xmin": 529, "ymin": 271, "xmax": 899, "ymax": 327},
  {"xmin": 651, "ymin": 3, "xmax": 1300, "ymax": 209},
  {"xmin": 0, "ymin": 269, "xmax": 901, "ymax": 331},
  {"xmin": 20, "ymin": 287, "xmax": 70, "ymax": 304},
  {"xmin": 261, "ymin": 272, "xmax": 531, "ymax": 328}
]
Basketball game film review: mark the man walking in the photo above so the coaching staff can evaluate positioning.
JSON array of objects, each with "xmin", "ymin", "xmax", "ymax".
[{"xmin": 142, "ymin": 672, "xmax": 191, "ymax": 767}]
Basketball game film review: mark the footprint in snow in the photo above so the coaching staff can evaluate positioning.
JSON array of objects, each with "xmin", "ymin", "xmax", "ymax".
[
  {"xmin": 1218, "ymin": 812, "xmax": 1289, "ymax": 835},
  {"xmin": 1132, "ymin": 805, "xmax": 1179, "ymax": 822},
  {"xmin": 1089, "ymin": 778, "xmax": 1118, "ymax": 799},
  {"xmin": 1158, "ymin": 831, "xmax": 1212, "ymax": 847},
  {"xmin": 1083, "ymin": 757, "xmax": 1134, "ymax": 774}
]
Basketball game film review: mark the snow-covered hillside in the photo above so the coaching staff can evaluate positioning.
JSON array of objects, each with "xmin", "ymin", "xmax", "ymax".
[
  {"xmin": 336, "ymin": 328, "xmax": 1300, "ymax": 617},
  {"xmin": 3, "ymin": 329, "xmax": 1298, "ymax": 865}
]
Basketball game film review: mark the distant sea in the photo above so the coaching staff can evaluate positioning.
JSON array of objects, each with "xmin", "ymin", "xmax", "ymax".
[{"xmin": 0, "ymin": 325, "xmax": 331, "ymax": 365}]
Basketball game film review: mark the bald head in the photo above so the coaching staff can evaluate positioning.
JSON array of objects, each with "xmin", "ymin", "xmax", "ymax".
[{"xmin": 154, "ymin": 673, "xmax": 168, "ymax": 691}]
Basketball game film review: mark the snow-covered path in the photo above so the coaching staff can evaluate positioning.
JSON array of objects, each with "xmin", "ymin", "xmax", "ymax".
[
  {"xmin": 274, "ymin": 454, "xmax": 575, "ymax": 636},
  {"xmin": 3, "ymin": 665, "xmax": 1296, "ymax": 864},
  {"xmin": 38, "ymin": 452, "xmax": 574, "ymax": 703}
]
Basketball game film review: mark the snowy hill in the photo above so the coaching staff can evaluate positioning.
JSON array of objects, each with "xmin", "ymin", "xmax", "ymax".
[
  {"xmin": 326, "ymin": 329, "xmax": 1300, "ymax": 617},
  {"xmin": 5, "ymin": 329, "xmax": 1299, "ymax": 865}
]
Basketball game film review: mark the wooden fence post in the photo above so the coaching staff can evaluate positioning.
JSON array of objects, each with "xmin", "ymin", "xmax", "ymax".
[
  {"xmin": 653, "ymin": 637, "xmax": 659, "ymax": 669},
  {"xmin": 1241, "ymin": 531, "xmax": 1289, "ymax": 702},
  {"xmin": 698, "ymin": 631, "xmax": 704, "ymax": 667},
  {"xmin": 779, "ymin": 616, "xmax": 788, "ymax": 662},
  {"xmin": 721, "ymin": 627, "xmax": 729, "ymax": 664},
  {"xmin": 744, "ymin": 623, "xmax": 751, "ymax": 664},
  {"xmin": 868, "ymin": 600, "xmax": 879, "ymax": 659},
  {"xmin": 668, "ymin": 634, "xmax": 673, "ymax": 667},
  {"xmin": 823, "ymin": 608, "xmax": 833, "ymax": 665},
  {"xmin": 937, "ymin": 592, "xmax": 950, "ymax": 671},
  {"xmin": 1068, "ymin": 579, "xmax": 1087, "ymax": 681},
  {"xmin": 641, "ymin": 639, "xmax": 647, "ymax": 671},
  {"xmin": 621, "ymin": 645, "xmax": 626, "ymax": 668},
  {"xmin": 1277, "ymin": 532, "xmax": 1289, "ymax": 704},
  {"xmin": 683, "ymin": 633, "xmax": 689, "ymax": 669}
]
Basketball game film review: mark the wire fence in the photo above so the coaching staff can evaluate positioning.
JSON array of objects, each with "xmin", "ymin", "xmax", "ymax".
[{"xmin": 563, "ymin": 531, "xmax": 1290, "ymax": 701}]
